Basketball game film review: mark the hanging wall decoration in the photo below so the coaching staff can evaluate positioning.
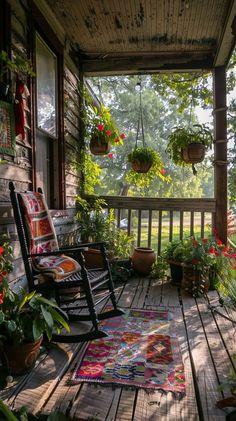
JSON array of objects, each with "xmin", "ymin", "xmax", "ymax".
[{"xmin": 0, "ymin": 100, "xmax": 15, "ymax": 156}]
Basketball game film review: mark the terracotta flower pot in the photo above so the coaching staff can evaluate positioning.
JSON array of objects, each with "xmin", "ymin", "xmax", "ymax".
[
  {"xmin": 131, "ymin": 247, "xmax": 156, "ymax": 275},
  {"xmin": 83, "ymin": 248, "xmax": 104, "ymax": 269},
  {"xmin": 131, "ymin": 161, "xmax": 152, "ymax": 173},
  {"xmin": 89, "ymin": 135, "xmax": 111, "ymax": 155},
  {"xmin": 181, "ymin": 143, "xmax": 205, "ymax": 164},
  {"xmin": 0, "ymin": 336, "xmax": 43, "ymax": 375}
]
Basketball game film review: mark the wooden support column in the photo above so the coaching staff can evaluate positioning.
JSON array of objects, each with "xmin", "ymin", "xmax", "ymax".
[{"xmin": 213, "ymin": 66, "xmax": 227, "ymax": 244}]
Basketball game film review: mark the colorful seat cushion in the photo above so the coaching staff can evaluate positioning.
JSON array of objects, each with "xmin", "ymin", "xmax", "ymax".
[{"xmin": 19, "ymin": 191, "xmax": 81, "ymax": 282}]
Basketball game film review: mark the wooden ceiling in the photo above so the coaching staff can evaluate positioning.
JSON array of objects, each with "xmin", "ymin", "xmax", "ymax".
[{"xmin": 46, "ymin": 0, "xmax": 236, "ymax": 75}]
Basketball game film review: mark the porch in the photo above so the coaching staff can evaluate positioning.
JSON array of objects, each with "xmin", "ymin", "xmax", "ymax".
[{"xmin": 1, "ymin": 276, "xmax": 235, "ymax": 421}]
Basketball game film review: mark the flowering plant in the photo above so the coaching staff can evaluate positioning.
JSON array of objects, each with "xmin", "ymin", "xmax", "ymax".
[
  {"xmin": 0, "ymin": 236, "xmax": 69, "ymax": 345},
  {"xmin": 90, "ymin": 105, "xmax": 125, "ymax": 146}
]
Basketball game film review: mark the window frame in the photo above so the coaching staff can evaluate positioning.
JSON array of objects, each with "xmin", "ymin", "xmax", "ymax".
[{"xmin": 30, "ymin": 2, "xmax": 65, "ymax": 209}]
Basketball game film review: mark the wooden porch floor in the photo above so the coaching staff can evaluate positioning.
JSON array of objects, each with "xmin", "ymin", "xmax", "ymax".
[{"xmin": 1, "ymin": 277, "xmax": 236, "ymax": 421}]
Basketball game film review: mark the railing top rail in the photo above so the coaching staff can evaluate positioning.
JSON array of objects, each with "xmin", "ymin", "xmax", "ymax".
[{"xmin": 83, "ymin": 195, "xmax": 216, "ymax": 213}]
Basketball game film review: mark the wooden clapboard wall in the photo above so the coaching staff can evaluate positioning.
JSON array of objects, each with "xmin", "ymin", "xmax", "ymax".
[{"xmin": 0, "ymin": 0, "xmax": 82, "ymax": 288}]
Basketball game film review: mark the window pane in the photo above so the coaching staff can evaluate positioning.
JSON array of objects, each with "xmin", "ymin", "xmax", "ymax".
[{"xmin": 36, "ymin": 34, "xmax": 57, "ymax": 137}]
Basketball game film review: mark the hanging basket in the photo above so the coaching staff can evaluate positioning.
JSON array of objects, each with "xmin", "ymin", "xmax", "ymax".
[
  {"xmin": 181, "ymin": 143, "xmax": 205, "ymax": 164},
  {"xmin": 131, "ymin": 160, "xmax": 152, "ymax": 173},
  {"xmin": 90, "ymin": 135, "xmax": 111, "ymax": 155}
]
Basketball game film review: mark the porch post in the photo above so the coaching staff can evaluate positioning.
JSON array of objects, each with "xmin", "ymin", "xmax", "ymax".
[{"xmin": 213, "ymin": 66, "xmax": 228, "ymax": 244}]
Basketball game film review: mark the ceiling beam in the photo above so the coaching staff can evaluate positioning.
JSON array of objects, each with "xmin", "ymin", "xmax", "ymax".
[{"xmin": 81, "ymin": 55, "xmax": 213, "ymax": 76}]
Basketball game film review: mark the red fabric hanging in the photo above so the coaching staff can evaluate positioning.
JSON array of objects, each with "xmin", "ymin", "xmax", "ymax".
[{"xmin": 14, "ymin": 77, "xmax": 25, "ymax": 140}]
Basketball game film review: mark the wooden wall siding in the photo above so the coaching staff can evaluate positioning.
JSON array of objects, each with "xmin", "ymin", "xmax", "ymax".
[{"xmin": 64, "ymin": 67, "xmax": 81, "ymax": 208}]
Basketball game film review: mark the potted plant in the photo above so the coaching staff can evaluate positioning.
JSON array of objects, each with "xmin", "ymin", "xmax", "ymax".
[
  {"xmin": 0, "ymin": 50, "xmax": 35, "ymax": 101},
  {"xmin": 0, "ymin": 236, "xmax": 70, "ymax": 375},
  {"xmin": 89, "ymin": 105, "xmax": 125, "ymax": 155},
  {"xmin": 0, "ymin": 399, "xmax": 67, "ymax": 420},
  {"xmin": 162, "ymin": 239, "xmax": 187, "ymax": 284},
  {"xmin": 126, "ymin": 147, "xmax": 170, "ymax": 189},
  {"xmin": 166, "ymin": 124, "xmax": 213, "ymax": 172}
]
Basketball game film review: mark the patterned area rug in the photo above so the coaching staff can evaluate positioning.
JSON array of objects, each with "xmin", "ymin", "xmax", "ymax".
[{"xmin": 71, "ymin": 308, "xmax": 185, "ymax": 396}]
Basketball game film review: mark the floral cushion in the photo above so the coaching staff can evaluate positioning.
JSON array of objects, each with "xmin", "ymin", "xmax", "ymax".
[{"xmin": 19, "ymin": 192, "xmax": 81, "ymax": 282}]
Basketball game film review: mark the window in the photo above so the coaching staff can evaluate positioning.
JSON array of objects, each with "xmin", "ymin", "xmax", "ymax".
[{"xmin": 35, "ymin": 32, "xmax": 62, "ymax": 208}]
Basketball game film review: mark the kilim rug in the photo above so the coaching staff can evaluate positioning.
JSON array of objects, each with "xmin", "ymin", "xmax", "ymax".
[{"xmin": 71, "ymin": 308, "xmax": 185, "ymax": 396}]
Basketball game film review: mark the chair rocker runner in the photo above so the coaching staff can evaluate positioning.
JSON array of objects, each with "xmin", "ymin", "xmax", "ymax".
[{"xmin": 9, "ymin": 182, "xmax": 124, "ymax": 343}]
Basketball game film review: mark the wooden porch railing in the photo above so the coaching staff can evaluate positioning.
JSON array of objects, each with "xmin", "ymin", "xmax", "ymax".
[{"xmin": 84, "ymin": 195, "xmax": 216, "ymax": 255}]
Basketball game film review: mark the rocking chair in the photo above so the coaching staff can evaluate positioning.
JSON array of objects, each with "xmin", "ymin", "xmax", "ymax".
[{"xmin": 9, "ymin": 182, "xmax": 124, "ymax": 343}]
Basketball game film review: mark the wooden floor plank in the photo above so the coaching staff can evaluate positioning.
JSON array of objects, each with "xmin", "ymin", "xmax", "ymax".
[
  {"xmin": 182, "ymin": 291, "xmax": 225, "ymax": 420},
  {"xmin": 115, "ymin": 389, "xmax": 136, "ymax": 421}
]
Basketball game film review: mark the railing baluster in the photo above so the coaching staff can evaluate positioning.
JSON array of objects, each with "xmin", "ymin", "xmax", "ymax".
[
  {"xmin": 117, "ymin": 208, "xmax": 121, "ymax": 228},
  {"xmin": 190, "ymin": 211, "xmax": 194, "ymax": 236},
  {"xmin": 169, "ymin": 210, "xmax": 173, "ymax": 242},
  {"xmin": 201, "ymin": 212, "xmax": 205, "ymax": 238},
  {"xmin": 127, "ymin": 209, "xmax": 131, "ymax": 236},
  {"xmin": 148, "ymin": 209, "xmax": 152, "ymax": 248},
  {"xmin": 158, "ymin": 210, "xmax": 162, "ymax": 255},
  {"xmin": 180, "ymin": 211, "xmax": 184, "ymax": 240},
  {"xmin": 137, "ymin": 209, "xmax": 142, "ymax": 247}
]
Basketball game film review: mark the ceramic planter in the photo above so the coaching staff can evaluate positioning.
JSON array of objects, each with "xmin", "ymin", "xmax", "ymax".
[
  {"xmin": 89, "ymin": 135, "xmax": 111, "ymax": 155},
  {"xmin": 168, "ymin": 260, "xmax": 183, "ymax": 284},
  {"xmin": 131, "ymin": 247, "xmax": 156, "ymax": 275},
  {"xmin": 182, "ymin": 264, "xmax": 209, "ymax": 295},
  {"xmin": 181, "ymin": 143, "xmax": 205, "ymax": 164},
  {"xmin": 0, "ymin": 336, "xmax": 43, "ymax": 375}
]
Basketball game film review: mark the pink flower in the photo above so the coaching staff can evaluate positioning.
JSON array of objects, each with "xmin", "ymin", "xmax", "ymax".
[
  {"xmin": 108, "ymin": 153, "xmax": 113, "ymax": 159},
  {"xmin": 106, "ymin": 130, "xmax": 112, "ymax": 137},
  {"xmin": 160, "ymin": 168, "xmax": 166, "ymax": 175},
  {"xmin": 120, "ymin": 133, "xmax": 125, "ymax": 139},
  {"xmin": 97, "ymin": 124, "xmax": 104, "ymax": 131}
]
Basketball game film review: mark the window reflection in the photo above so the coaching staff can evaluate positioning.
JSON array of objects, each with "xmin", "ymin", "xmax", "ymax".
[{"xmin": 36, "ymin": 34, "xmax": 57, "ymax": 137}]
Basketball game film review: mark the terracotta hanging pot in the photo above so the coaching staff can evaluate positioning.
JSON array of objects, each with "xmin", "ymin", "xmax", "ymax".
[
  {"xmin": 90, "ymin": 135, "xmax": 111, "ymax": 155},
  {"xmin": 131, "ymin": 160, "xmax": 152, "ymax": 173},
  {"xmin": 181, "ymin": 143, "xmax": 205, "ymax": 164},
  {"xmin": 131, "ymin": 247, "xmax": 156, "ymax": 275},
  {"xmin": 0, "ymin": 336, "xmax": 43, "ymax": 375}
]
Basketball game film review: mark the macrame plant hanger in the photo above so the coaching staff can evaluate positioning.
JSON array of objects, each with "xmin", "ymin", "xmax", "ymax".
[
  {"xmin": 135, "ymin": 77, "xmax": 146, "ymax": 150},
  {"xmin": 189, "ymin": 90, "xmax": 198, "ymax": 176}
]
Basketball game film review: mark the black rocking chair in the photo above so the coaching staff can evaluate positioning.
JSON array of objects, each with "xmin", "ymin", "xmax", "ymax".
[{"xmin": 9, "ymin": 182, "xmax": 124, "ymax": 343}]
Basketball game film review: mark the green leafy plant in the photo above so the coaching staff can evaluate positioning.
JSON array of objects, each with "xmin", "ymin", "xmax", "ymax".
[
  {"xmin": 166, "ymin": 124, "xmax": 213, "ymax": 166},
  {"xmin": 75, "ymin": 197, "xmax": 133, "ymax": 258},
  {"xmin": 0, "ymin": 399, "xmax": 67, "ymax": 420},
  {"xmin": 150, "ymin": 255, "xmax": 169, "ymax": 280},
  {"xmin": 0, "ymin": 50, "xmax": 35, "ymax": 80},
  {"xmin": 126, "ymin": 147, "xmax": 171, "ymax": 189}
]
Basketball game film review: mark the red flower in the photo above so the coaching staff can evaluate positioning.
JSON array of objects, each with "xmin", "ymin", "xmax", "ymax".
[
  {"xmin": 160, "ymin": 168, "xmax": 166, "ymax": 175},
  {"xmin": 120, "ymin": 133, "xmax": 125, "ymax": 139},
  {"xmin": 191, "ymin": 258, "xmax": 198, "ymax": 265},
  {"xmin": 217, "ymin": 239, "xmax": 223, "ymax": 245},
  {"xmin": 106, "ymin": 130, "xmax": 112, "ymax": 137},
  {"xmin": 0, "ymin": 292, "xmax": 4, "ymax": 305},
  {"xmin": 192, "ymin": 240, "xmax": 198, "ymax": 246},
  {"xmin": 202, "ymin": 239, "xmax": 208, "ymax": 243},
  {"xmin": 97, "ymin": 123, "xmax": 104, "ymax": 131},
  {"xmin": 0, "ymin": 247, "xmax": 4, "ymax": 256},
  {"xmin": 222, "ymin": 246, "xmax": 228, "ymax": 252},
  {"xmin": 115, "ymin": 138, "xmax": 120, "ymax": 143},
  {"xmin": 208, "ymin": 247, "xmax": 216, "ymax": 254},
  {"xmin": 108, "ymin": 153, "xmax": 113, "ymax": 159}
]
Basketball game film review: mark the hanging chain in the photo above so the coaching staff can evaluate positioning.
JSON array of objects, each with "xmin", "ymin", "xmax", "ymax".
[{"xmin": 135, "ymin": 77, "xmax": 146, "ymax": 149}]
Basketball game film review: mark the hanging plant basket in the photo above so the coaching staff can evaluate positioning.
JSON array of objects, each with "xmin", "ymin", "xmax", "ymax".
[
  {"xmin": 131, "ymin": 160, "xmax": 152, "ymax": 173},
  {"xmin": 89, "ymin": 135, "xmax": 111, "ymax": 155},
  {"xmin": 181, "ymin": 143, "xmax": 206, "ymax": 164}
]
